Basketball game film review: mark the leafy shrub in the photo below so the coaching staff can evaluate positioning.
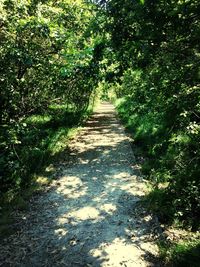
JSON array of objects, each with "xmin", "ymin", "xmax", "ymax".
[{"xmin": 0, "ymin": 0, "xmax": 103, "ymax": 202}]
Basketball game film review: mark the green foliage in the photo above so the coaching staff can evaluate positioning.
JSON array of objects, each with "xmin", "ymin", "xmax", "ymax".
[
  {"xmin": 159, "ymin": 239, "xmax": 200, "ymax": 267},
  {"xmin": 0, "ymin": 0, "xmax": 104, "ymax": 202},
  {"xmin": 109, "ymin": 0, "xmax": 200, "ymax": 230},
  {"xmin": 1, "ymin": 103, "xmax": 83, "ymax": 200}
]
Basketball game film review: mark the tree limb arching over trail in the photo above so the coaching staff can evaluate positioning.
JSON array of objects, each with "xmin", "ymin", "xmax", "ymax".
[{"xmin": 0, "ymin": 103, "xmax": 161, "ymax": 267}]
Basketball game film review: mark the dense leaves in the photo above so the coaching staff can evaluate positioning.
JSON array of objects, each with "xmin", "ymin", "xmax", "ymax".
[
  {"xmin": 0, "ymin": 0, "xmax": 103, "ymax": 199},
  {"xmin": 104, "ymin": 0, "xmax": 200, "ymax": 229}
]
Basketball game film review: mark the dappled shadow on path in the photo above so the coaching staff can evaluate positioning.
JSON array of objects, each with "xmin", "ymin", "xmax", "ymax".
[{"xmin": 0, "ymin": 103, "xmax": 161, "ymax": 267}]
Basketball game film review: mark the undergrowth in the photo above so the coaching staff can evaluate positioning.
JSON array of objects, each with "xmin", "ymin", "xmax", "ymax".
[
  {"xmin": 0, "ymin": 102, "xmax": 93, "ymax": 236},
  {"xmin": 116, "ymin": 94, "xmax": 200, "ymax": 230},
  {"xmin": 115, "ymin": 96, "xmax": 200, "ymax": 267},
  {"xmin": 159, "ymin": 239, "xmax": 200, "ymax": 267}
]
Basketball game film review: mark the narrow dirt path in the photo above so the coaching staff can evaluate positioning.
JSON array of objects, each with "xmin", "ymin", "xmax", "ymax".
[{"xmin": 0, "ymin": 103, "xmax": 161, "ymax": 267}]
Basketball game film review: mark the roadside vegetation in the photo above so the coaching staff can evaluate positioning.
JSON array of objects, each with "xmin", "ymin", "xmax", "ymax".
[
  {"xmin": 0, "ymin": 0, "xmax": 103, "ymax": 230},
  {"xmin": 98, "ymin": 0, "xmax": 200, "ymax": 265}
]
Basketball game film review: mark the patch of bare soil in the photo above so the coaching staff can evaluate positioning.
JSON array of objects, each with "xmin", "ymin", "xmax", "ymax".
[{"xmin": 0, "ymin": 103, "xmax": 161, "ymax": 267}]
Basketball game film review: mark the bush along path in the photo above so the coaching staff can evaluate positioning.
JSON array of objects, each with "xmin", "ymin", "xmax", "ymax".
[{"xmin": 0, "ymin": 103, "xmax": 161, "ymax": 267}]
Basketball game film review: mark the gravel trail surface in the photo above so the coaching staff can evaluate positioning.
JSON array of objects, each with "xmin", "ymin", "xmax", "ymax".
[{"xmin": 0, "ymin": 103, "xmax": 160, "ymax": 267}]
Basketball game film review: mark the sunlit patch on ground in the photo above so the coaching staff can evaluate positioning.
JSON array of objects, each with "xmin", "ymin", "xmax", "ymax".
[
  {"xmin": 55, "ymin": 175, "xmax": 87, "ymax": 199},
  {"xmin": 68, "ymin": 206, "xmax": 101, "ymax": 221},
  {"xmin": 99, "ymin": 203, "xmax": 117, "ymax": 215},
  {"xmin": 54, "ymin": 228, "xmax": 68, "ymax": 237},
  {"xmin": 90, "ymin": 238, "xmax": 148, "ymax": 266}
]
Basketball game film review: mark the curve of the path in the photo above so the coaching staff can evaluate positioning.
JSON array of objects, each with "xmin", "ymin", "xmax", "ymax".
[{"xmin": 0, "ymin": 103, "xmax": 161, "ymax": 267}]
